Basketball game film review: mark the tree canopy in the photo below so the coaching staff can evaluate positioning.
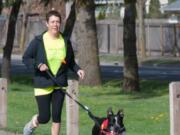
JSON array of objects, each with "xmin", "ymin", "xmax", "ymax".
[{"xmin": 148, "ymin": 0, "xmax": 162, "ymax": 18}]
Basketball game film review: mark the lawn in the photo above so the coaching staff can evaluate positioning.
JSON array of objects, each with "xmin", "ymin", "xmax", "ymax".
[{"xmin": 5, "ymin": 75, "xmax": 170, "ymax": 135}]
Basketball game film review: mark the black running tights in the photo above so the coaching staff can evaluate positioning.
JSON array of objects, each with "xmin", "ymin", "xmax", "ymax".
[{"xmin": 35, "ymin": 89, "xmax": 65, "ymax": 124}]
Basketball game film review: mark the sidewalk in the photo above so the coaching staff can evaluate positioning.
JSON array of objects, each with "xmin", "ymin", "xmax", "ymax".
[
  {"xmin": 0, "ymin": 53, "xmax": 123, "ymax": 66},
  {"xmin": 0, "ymin": 130, "xmax": 21, "ymax": 135},
  {"xmin": 0, "ymin": 54, "xmax": 22, "ymax": 60},
  {"xmin": 1, "ymin": 53, "xmax": 180, "ymax": 67}
]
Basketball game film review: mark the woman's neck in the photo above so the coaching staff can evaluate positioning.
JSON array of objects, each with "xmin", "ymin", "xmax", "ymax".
[{"xmin": 47, "ymin": 31, "xmax": 59, "ymax": 39}]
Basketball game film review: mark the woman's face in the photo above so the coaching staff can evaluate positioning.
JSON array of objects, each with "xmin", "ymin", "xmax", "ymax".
[{"xmin": 46, "ymin": 15, "xmax": 61, "ymax": 36}]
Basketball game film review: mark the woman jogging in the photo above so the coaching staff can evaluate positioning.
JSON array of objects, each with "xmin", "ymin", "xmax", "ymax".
[{"xmin": 22, "ymin": 10, "xmax": 85, "ymax": 135}]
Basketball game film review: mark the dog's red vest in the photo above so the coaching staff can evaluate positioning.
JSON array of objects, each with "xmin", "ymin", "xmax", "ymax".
[
  {"xmin": 101, "ymin": 119, "xmax": 109, "ymax": 130},
  {"xmin": 100, "ymin": 119, "xmax": 112, "ymax": 135}
]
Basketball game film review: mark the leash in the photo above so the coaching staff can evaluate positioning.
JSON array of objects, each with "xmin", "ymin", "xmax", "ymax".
[{"xmin": 45, "ymin": 70, "xmax": 101, "ymax": 127}]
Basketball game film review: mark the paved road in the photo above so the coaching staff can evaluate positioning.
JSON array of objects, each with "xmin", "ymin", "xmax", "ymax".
[
  {"xmin": 2, "ymin": 58, "xmax": 180, "ymax": 81},
  {"xmin": 0, "ymin": 54, "xmax": 180, "ymax": 81},
  {"xmin": 101, "ymin": 65, "xmax": 180, "ymax": 81}
]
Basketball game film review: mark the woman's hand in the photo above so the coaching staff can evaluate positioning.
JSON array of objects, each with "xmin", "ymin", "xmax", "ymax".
[
  {"xmin": 77, "ymin": 70, "xmax": 85, "ymax": 80},
  {"xmin": 38, "ymin": 63, "xmax": 48, "ymax": 72}
]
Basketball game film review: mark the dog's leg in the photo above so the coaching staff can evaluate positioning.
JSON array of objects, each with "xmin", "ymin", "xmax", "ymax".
[{"xmin": 121, "ymin": 131, "xmax": 126, "ymax": 135}]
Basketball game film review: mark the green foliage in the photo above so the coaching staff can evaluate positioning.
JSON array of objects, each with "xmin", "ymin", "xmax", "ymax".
[
  {"xmin": 169, "ymin": 0, "xmax": 176, "ymax": 3},
  {"xmin": 99, "ymin": 54, "xmax": 123, "ymax": 62},
  {"xmin": 106, "ymin": 4, "xmax": 121, "ymax": 19},
  {"xmin": 3, "ymin": 0, "xmax": 15, "ymax": 7},
  {"xmin": 6, "ymin": 75, "xmax": 170, "ymax": 135},
  {"xmin": 97, "ymin": 11, "xmax": 106, "ymax": 20},
  {"xmin": 147, "ymin": 0, "xmax": 162, "ymax": 18},
  {"xmin": 124, "ymin": 0, "xmax": 137, "ymax": 4}
]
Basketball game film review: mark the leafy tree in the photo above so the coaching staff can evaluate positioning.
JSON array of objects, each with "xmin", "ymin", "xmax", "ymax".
[
  {"xmin": 1, "ymin": 0, "xmax": 22, "ymax": 82},
  {"xmin": 123, "ymin": 0, "xmax": 139, "ymax": 92},
  {"xmin": 148, "ymin": 0, "xmax": 162, "ymax": 18}
]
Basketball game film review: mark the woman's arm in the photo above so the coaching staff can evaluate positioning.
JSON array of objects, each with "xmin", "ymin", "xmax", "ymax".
[
  {"xmin": 22, "ymin": 39, "xmax": 37, "ymax": 69},
  {"xmin": 67, "ymin": 40, "xmax": 85, "ymax": 79}
]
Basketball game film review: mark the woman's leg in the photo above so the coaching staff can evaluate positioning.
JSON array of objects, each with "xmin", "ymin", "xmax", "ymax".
[
  {"xmin": 51, "ymin": 122, "xmax": 60, "ymax": 135},
  {"xmin": 23, "ymin": 114, "xmax": 39, "ymax": 135},
  {"xmin": 51, "ymin": 90, "xmax": 65, "ymax": 135},
  {"xmin": 35, "ymin": 94, "xmax": 52, "ymax": 124},
  {"xmin": 23, "ymin": 94, "xmax": 52, "ymax": 135}
]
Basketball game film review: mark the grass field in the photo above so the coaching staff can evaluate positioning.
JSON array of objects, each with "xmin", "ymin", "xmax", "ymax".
[{"xmin": 5, "ymin": 75, "xmax": 170, "ymax": 135}]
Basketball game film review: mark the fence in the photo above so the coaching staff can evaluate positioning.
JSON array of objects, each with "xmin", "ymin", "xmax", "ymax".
[
  {"xmin": 0, "ymin": 17, "xmax": 179, "ymax": 56},
  {"xmin": 95, "ymin": 19, "xmax": 180, "ymax": 56}
]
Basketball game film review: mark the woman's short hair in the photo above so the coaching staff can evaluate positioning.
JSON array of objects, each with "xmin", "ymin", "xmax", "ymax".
[{"xmin": 46, "ymin": 10, "xmax": 61, "ymax": 23}]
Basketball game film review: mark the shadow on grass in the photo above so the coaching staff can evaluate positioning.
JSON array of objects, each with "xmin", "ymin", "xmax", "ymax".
[
  {"xmin": 97, "ymin": 79, "xmax": 170, "ymax": 99},
  {"xmin": 9, "ymin": 75, "xmax": 33, "ymax": 92},
  {"xmin": 11, "ymin": 75, "xmax": 33, "ymax": 85},
  {"xmin": 10, "ymin": 75, "xmax": 170, "ymax": 98}
]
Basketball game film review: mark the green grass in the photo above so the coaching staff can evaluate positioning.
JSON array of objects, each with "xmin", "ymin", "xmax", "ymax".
[
  {"xmin": 5, "ymin": 75, "xmax": 170, "ymax": 135},
  {"xmin": 99, "ymin": 54, "xmax": 180, "ymax": 67},
  {"xmin": 99, "ymin": 54, "xmax": 123, "ymax": 62},
  {"xmin": 140, "ymin": 57, "xmax": 180, "ymax": 67}
]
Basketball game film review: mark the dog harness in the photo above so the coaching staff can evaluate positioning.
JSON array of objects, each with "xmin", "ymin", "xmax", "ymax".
[{"xmin": 100, "ymin": 119, "xmax": 112, "ymax": 135}]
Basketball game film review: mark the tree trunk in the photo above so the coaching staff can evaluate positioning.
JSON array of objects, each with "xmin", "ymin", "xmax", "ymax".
[
  {"xmin": 137, "ymin": 0, "xmax": 146, "ymax": 59},
  {"xmin": 0, "ymin": 0, "xmax": 2, "ymax": 14},
  {"xmin": 123, "ymin": 1, "xmax": 139, "ymax": 92},
  {"xmin": 172, "ymin": 24, "xmax": 180, "ymax": 57},
  {"xmin": 19, "ymin": 1, "xmax": 31, "ymax": 52},
  {"xmin": 63, "ymin": 1, "xmax": 76, "ymax": 39},
  {"xmin": 19, "ymin": 14, "xmax": 28, "ymax": 52},
  {"xmin": 1, "ymin": 0, "xmax": 22, "ymax": 83},
  {"xmin": 75, "ymin": 0, "xmax": 101, "ymax": 86}
]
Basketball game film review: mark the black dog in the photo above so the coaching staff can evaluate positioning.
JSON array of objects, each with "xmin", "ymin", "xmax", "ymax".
[{"xmin": 92, "ymin": 107, "xmax": 126, "ymax": 135}]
